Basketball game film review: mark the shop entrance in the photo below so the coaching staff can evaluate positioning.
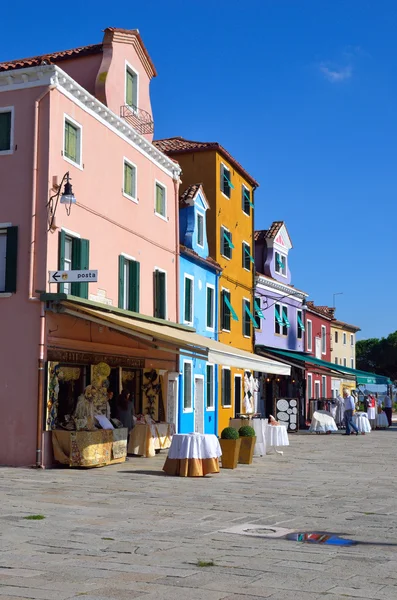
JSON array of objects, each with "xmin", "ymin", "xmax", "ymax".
[
  {"xmin": 121, "ymin": 369, "xmax": 143, "ymax": 415},
  {"xmin": 234, "ymin": 375, "xmax": 242, "ymax": 417}
]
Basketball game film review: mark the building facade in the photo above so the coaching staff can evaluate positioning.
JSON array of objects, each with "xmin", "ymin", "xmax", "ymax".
[
  {"xmin": 178, "ymin": 184, "xmax": 221, "ymax": 434},
  {"xmin": 330, "ymin": 319, "xmax": 361, "ymax": 397},
  {"xmin": 305, "ymin": 302, "xmax": 334, "ymax": 416}
]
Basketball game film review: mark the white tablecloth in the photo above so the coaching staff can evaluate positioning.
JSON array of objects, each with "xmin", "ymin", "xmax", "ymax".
[
  {"xmin": 376, "ymin": 412, "xmax": 389, "ymax": 428},
  {"xmin": 229, "ymin": 418, "xmax": 266, "ymax": 456},
  {"xmin": 367, "ymin": 407, "xmax": 376, "ymax": 420},
  {"xmin": 309, "ymin": 410, "xmax": 338, "ymax": 433},
  {"xmin": 264, "ymin": 424, "xmax": 289, "ymax": 449},
  {"xmin": 352, "ymin": 413, "xmax": 371, "ymax": 433},
  {"xmin": 167, "ymin": 433, "xmax": 221, "ymax": 460}
]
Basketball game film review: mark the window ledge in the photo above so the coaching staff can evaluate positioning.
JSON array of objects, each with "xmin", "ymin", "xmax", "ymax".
[
  {"xmin": 183, "ymin": 409, "xmax": 193, "ymax": 413},
  {"xmin": 221, "ymin": 192, "xmax": 231, "ymax": 200},
  {"xmin": 154, "ymin": 211, "xmax": 168, "ymax": 222},
  {"xmin": 123, "ymin": 191, "xmax": 138, "ymax": 204},
  {"xmin": 0, "ymin": 292, "xmax": 12, "ymax": 298},
  {"xmin": 0, "ymin": 149, "xmax": 13, "ymax": 156},
  {"xmin": 206, "ymin": 407, "xmax": 215, "ymax": 412},
  {"xmin": 63, "ymin": 155, "xmax": 84, "ymax": 171}
]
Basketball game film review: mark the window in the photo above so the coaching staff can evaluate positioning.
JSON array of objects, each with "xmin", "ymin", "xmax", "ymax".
[
  {"xmin": 307, "ymin": 373, "xmax": 313, "ymax": 399},
  {"xmin": 242, "ymin": 242, "xmax": 252, "ymax": 271},
  {"xmin": 0, "ymin": 226, "xmax": 18, "ymax": 293},
  {"xmin": 306, "ymin": 319, "xmax": 312, "ymax": 351},
  {"xmin": 275, "ymin": 251, "xmax": 287, "ymax": 276},
  {"xmin": 350, "ymin": 334, "xmax": 354, "ymax": 346},
  {"xmin": 125, "ymin": 65, "xmax": 138, "ymax": 108},
  {"xmin": 334, "ymin": 331, "xmax": 339, "ymax": 344},
  {"xmin": 321, "ymin": 376, "xmax": 326, "ymax": 398},
  {"xmin": 183, "ymin": 362, "xmax": 192, "ymax": 410},
  {"xmin": 222, "ymin": 368, "xmax": 231, "ymax": 406},
  {"xmin": 335, "ymin": 357, "xmax": 338, "ymax": 365},
  {"xmin": 155, "ymin": 182, "xmax": 166, "ymax": 218},
  {"xmin": 351, "ymin": 358, "xmax": 354, "ymax": 368},
  {"xmin": 242, "ymin": 185, "xmax": 251, "ymax": 215},
  {"xmin": 254, "ymin": 296, "xmax": 264, "ymax": 330},
  {"xmin": 59, "ymin": 230, "xmax": 89, "ymax": 298},
  {"xmin": 220, "ymin": 163, "xmax": 232, "ymax": 198},
  {"xmin": 197, "ymin": 213, "xmax": 204, "ymax": 247},
  {"xmin": 118, "ymin": 255, "xmax": 140, "ymax": 312},
  {"xmin": 321, "ymin": 325, "xmax": 326, "ymax": 354},
  {"xmin": 64, "ymin": 116, "xmax": 82, "ymax": 166},
  {"xmin": 221, "ymin": 289, "xmax": 231, "ymax": 331},
  {"xmin": 243, "ymin": 299, "xmax": 251, "ymax": 337},
  {"xmin": 206, "ymin": 284, "xmax": 215, "ymax": 330},
  {"xmin": 343, "ymin": 358, "xmax": 347, "ymax": 367},
  {"xmin": 275, "ymin": 303, "xmax": 288, "ymax": 336},
  {"xmin": 123, "ymin": 159, "xmax": 137, "ymax": 201},
  {"xmin": 206, "ymin": 364, "xmax": 214, "ymax": 409},
  {"xmin": 343, "ymin": 332, "xmax": 347, "ymax": 345},
  {"xmin": 153, "ymin": 269, "xmax": 166, "ymax": 319},
  {"xmin": 0, "ymin": 107, "xmax": 13, "ymax": 154},
  {"xmin": 314, "ymin": 381, "xmax": 320, "ymax": 399},
  {"xmin": 184, "ymin": 275, "xmax": 194, "ymax": 324},
  {"xmin": 297, "ymin": 309, "xmax": 305, "ymax": 339},
  {"xmin": 220, "ymin": 226, "xmax": 233, "ymax": 259}
]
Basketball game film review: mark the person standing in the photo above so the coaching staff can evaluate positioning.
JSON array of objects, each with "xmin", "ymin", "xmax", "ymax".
[
  {"xmin": 115, "ymin": 390, "xmax": 135, "ymax": 434},
  {"xmin": 384, "ymin": 393, "xmax": 393, "ymax": 427},
  {"xmin": 343, "ymin": 389, "xmax": 360, "ymax": 436},
  {"xmin": 367, "ymin": 394, "xmax": 376, "ymax": 430}
]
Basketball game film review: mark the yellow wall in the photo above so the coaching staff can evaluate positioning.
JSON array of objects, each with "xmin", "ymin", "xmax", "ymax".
[{"xmin": 331, "ymin": 325, "xmax": 357, "ymax": 395}]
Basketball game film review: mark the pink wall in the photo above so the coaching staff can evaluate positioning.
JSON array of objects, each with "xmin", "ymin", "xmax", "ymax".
[{"xmin": 55, "ymin": 54, "xmax": 103, "ymax": 97}]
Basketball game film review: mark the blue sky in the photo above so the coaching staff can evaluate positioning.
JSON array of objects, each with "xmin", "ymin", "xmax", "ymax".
[{"xmin": 2, "ymin": 1, "xmax": 396, "ymax": 339}]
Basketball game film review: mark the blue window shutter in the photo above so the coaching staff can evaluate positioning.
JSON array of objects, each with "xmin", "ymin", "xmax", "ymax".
[
  {"xmin": 254, "ymin": 299, "xmax": 265, "ymax": 319},
  {"xmin": 245, "ymin": 303, "xmax": 258, "ymax": 327},
  {"xmin": 4, "ymin": 226, "xmax": 18, "ymax": 293},
  {"xmin": 282, "ymin": 307, "xmax": 290, "ymax": 328},
  {"xmin": 297, "ymin": 313, "xmax": 305, "ymax": 331},
  {"xmin": 275, "ymin": 307, "xmax": 283, "ymax": 324},
  {"xmin": 223, "ymin": 231, "xmax": 234, "ymax": 249}
]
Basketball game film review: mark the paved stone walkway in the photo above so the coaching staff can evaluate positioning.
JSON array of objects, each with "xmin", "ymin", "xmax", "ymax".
[{"xmin": 1, "ymin": 428, "xmax": 397, "ymax": 600}]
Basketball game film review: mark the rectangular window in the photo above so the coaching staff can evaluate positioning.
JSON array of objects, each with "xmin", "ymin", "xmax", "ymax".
[
  {"xmin": 334, "ymin": 331, "xmax": 339, "ymax": 344},
  {"xmin": 206, "ymin": 285, "xmax": 215, "ymax": 330},
  {"xmin": 275, "ymin": 303, "xmax": 288, "ymax": 336},
  {"xmin": 197, "ymin": 213, "xmax": 204, "ymax": 247},
  {"xmin": 0, "ymin": 226, "xmax": 18, "ymax": 293},
  {"xmin": 59, "ymin": 231, "xmax": 89, "ymax": 298},
  {"xmin": 307, "ymin": 373, "xmax": 313, "ymax": 399},
  {"xmin": 321, "ymin": 376, "xmax": 326, "ymax": 398},
  {"xmin": 220, "ymin": 163, "xmax": 232, "ymax": 198},
  {"xmin": 221, "ymin": 289, "xmax": 231, "ymax": 331},
  {"xmin": 297, "ymin": 309, "xmax": 304, "ymax": 339},
  {"xmin": 183, "ymin": 362, "xmax": 192, "ymax": 410},
  {"xmin": 0, "ymin": 108, "xmax": 13, "ymax": 154},
  {"xmin": 153, "ymin": 269, "xmax": 166, "ymax": 319},
  {"xmin": 243, "ymin": 299, "xmax": 251, "ymax": 337},
  {"xmin": 335, "ymin": 357, "xmax": 338, "ymax": 365},
  {"xmin": 343, "ymin": 332, "xmax": 347, "ymax": 345},
  {"xmin": 275, "ymin": 251, "xmax": 287, "ymax": 276},
  {"xmin": 254, "ymin": 296, "xmax": 263, "ymax": 330},
  {"xmin": 155, "ymin": 182, "xmax": 166, "ymax": 218},
  {"xmin": 118, "ymin": 255, "xmax": 140, "ymax": 312},
  {"xmin": 220, "ymin": 226, "xmax": 233, "ymax": 259},
  {"xmin": 314, "ymin": 381, "xmax": 320, "ymax": 399},
  {"xmin": 126, "ymin": 66, "xmax": 138, "ymax": 108},
  {"xmin": 242, "ymin": 185, "xmax": 251, "ymax": 215},
  {"xmin": 123, "ymin": 159, "xmax": 137, "ymax": 201},
  {"xmin": 343, "ymin": 358, "xmax": 347, "ymax": 367},
  {"xmin": 222, "ymin": 368, "xmax": 231, "ymax": 407},
  {"xmin": 350, "ymin": 334, "xmax": 354, "ymax": 346},
  {"xmin": 206, "ymin": 364, "xmax": 214, "ymax": 409},
  {"xmin": 64, "ymin": 117, "xmax": 82, "ymax": 166},
  {"xmin": 321, "ymin": 325, "xmax": 326, "ymax": 354},
  {"xmin": 184, "ymin": 275, "xmax": 193, "ymax": 324},
  {"xmin": 306, "ymin": 319, "xmax": 312, "ymax": 352},
  {"xmin": 351, "ymin": 358, "xmax": 354, "ymax": 368},
  {"xmin": 242, "ymin": 242, "xmax": 252, "ymax": 271}
]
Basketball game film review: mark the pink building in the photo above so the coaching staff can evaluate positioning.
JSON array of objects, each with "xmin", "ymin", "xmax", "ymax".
[{"xmin": 0, "ymin": 28, "xmax": 185, "ymax": 466}]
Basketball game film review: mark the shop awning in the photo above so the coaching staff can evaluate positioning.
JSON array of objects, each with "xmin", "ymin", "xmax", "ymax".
[
  {"xmin": 46, "ymin": 296, "xmax": 290, "ymax": 375},
  {"xmin": 257, "ymin": 346, "xmax": 391, "ymax": 385}
]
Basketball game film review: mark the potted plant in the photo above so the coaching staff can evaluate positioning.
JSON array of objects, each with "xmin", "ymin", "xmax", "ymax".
[
  {"xmin": 219, "ymin": 427, "xmax": 240, "ymax": 469},
  {"xmin": 238, "ymin": 425, "xmax": 256, "ymax": 465}
]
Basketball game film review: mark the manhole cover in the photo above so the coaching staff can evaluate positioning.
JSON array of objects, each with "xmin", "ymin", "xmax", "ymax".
[{"xmin": 222, "ymin": 524, "xmax": 294, "ymax": 538}]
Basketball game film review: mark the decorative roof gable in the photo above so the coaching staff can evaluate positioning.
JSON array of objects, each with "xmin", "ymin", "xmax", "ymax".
[{"xmin": 179, "ymin": 183, "xmax": 209, "ymax": 210}]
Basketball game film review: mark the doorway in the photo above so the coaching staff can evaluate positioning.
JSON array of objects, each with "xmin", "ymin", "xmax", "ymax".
[
  {"xmin": 194, "ymin": 376, "xmax": 204, "ymax": 434},
  {"xmin": 234, "ymin": 375, "xmax": 242, "ymax": 417}
]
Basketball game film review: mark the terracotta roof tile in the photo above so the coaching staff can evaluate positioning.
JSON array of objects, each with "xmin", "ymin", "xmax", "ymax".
[
  {"xmin": 154, "ymin": 137, "xmax": 259, "ymax": 188},
  {"xmin": 254, "ymin": 230, "xmax": 267, "ymax": 242},
  {"xmin": 0, "ymin": 44, "xmax": 102, "ymax": 72},
  {"xmin": 180, "ymin": 245, "xmax": 222, "ymax": 271},
  {"xmin": 332, "ymin": 319, "xmax": 361, "ymax": 332},
  {"xmin": 179, "ymin": 183, "xmax": 202, "ymax": 208},
  {"xmin": 254, "ymin": 221, "xmax": 285, "ymax": 243},
  {"xmin": 307, "ymin": 301, "xmax": 335, "ymax": 319}
]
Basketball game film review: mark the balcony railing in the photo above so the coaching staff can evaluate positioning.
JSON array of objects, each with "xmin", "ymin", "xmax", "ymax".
[{"xmin": 120, "ymin": 104, "xmax": 154, "ymax": 136}]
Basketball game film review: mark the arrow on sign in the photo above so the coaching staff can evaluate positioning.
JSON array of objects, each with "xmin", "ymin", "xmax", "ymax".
[{"xmin": 51, "ymin": 272, "xmax": 60, "ymax": 282}]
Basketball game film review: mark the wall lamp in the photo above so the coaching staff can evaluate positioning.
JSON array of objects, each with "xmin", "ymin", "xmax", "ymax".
[{"xmin": 47, "ymin": 172, "xmax": 76, "ymax": 231}]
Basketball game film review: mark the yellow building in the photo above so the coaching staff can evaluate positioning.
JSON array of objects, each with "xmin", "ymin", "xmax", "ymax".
[
  {"xmin": 330, "ymin": 319, "xmax": 361, "ymax": 396},
  {"xmin": 154, "ymin": 137, "xmax": 259, "ymax": 432}
]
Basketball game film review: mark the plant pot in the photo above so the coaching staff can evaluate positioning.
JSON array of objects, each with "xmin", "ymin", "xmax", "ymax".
[
  {"xmin": 238, "ymin": 436, "xmax": 256, "ymax": 465},
  {"xmin": 219, "ymin": 438, "xmax": 241, "ymax": 469}
]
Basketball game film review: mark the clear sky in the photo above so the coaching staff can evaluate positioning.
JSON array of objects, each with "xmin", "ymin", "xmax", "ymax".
[{"xmin": 2, "ymin": 0, "xmax": 396, "ymax": 340}]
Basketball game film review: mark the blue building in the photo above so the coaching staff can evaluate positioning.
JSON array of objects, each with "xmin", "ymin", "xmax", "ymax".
[{"xmin": 178, "ymin": 184, "xmax": 221, "ymax": 434}]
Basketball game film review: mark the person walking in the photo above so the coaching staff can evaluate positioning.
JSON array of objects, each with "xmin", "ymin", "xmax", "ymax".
[
  {"xmin": 384, "ymin": 393, "xmax": 393, "ymax": 427},
  {"xmin": 343, "ymin": 389, "xmax": 360, "ymax": 436}
]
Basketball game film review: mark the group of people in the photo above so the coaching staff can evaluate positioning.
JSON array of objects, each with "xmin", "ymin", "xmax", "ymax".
[{"xmin": 330, "ymin": 389, "xmax": 393, "ymax": 435}]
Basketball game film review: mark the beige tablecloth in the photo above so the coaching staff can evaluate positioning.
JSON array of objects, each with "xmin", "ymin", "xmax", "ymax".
[
  {"xmin": 128, "ymin": 422, "xmax": 175, "ymax": 457},
  {"xmin": 163, "ymin": 434, "xmax": 221, "ymax": 477},
  {"xmin": 52, "ymin": 428, "xmax": 128, "ymax": 468}
]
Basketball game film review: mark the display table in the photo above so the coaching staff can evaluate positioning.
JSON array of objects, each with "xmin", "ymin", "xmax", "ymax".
[
  {"xmin": 229, "ymin": 418, "xmax": 266, "ymax": 456},
  {"xmin": 309, "ymin": 410, "xmax": 338, "ymax": 434},
  {"xmin": 128, "ymin": 422, "xmax": 175, "ymax": 457},
  {"xmin": 376, "ymin": 412, "xmax": 389, "ymax": 429},
  {"xmin": 352, "ymin": 412, "xmax": 371, "ymax": 433},
  {"xmin": 163, "ymin": 433, "xmax": 221, "ymax": 477},
  {"xmin": 52, "ymin": 428, "xmax": 128, "ymax": 468},
  {"xmin": 264, "ymin": 424, "xmax": 289, "ymax": 455}
]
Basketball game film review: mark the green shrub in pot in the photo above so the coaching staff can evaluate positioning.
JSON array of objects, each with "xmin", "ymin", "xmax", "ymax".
[
  {"xmin": 238, "ymin": 425, "xmax": 256, "ymax": 438},
  {"xmin": 221, "ymin": 427, "xmax": 239, "ymax": 440}
]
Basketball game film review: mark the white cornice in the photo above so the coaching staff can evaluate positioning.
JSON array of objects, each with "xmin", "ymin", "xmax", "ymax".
[
  {"xmin": 0, "ymin": 65, "xmax": 181, "ymax": 179},
  {"xmin": 256, "ymin": 275, "xmax": 308, "ymax": 300}
]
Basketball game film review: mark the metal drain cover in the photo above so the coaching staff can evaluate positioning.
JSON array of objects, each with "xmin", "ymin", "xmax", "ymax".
[{"xmin": 222, "ymin": 524, "xmax": 294, "ymax": 538}]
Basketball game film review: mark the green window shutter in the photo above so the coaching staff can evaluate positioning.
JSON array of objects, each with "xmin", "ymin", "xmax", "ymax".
[
  {"xmin": 154, "ymin": 271, "xmax": 166, "ymax": 319},
  {"xmin": 275, "ymin": 306, "xmax": 283, "ymax": 324},
  {"xmin": 184, "ymin": 277, "xmax": 192, "ymax": 322},
  {"xmin": 124, "ymin": 163, "xmax": 132, "ymax": 196},
  {"xmin": 71, "ymin": 238, "xmax": 89, "ymax": 298},
  {"xmin": 65, "ymin": 121, "xmax": 77, "ymax": 163},
  {"xmin": 4, "ymin": 226, "xmax": 18, "ymax": 293},
  {"xmin": 126, "ymin": 70, "xmax": 134, "ymax": 106},
  {"xmin": 224, "ymin": 293, "xmax": 238, "ymax": 321},
  {"xmin": 129, "ymin": 260, "xmax": 140, "ymax": 312},
  {"xmin": 0, "ymin": 111, "xmax": 11, "ymax": 152},
  {"xmin": 282, "ymin": 307, "xmax": 290, "ymax": 327},
  {"xmin": 206, "ymin": 287, "xmax": 213, "ymax": 328},
  {"xmin": 156, "ymin": 184, "xmax": 165, "ymax": 215},
  {"xmin": 221, "ymin": 290, "xmax": 231, "ymax": 330},
  {"xmin": 58, "ymin": 230, "xmax": 66, "ymax": 293},
  {"xmin": 118, "ymin": 255, "xmax": 125, "ymax": 309}
]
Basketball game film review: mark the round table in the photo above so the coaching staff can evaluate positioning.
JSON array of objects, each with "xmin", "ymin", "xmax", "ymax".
[
  {"xmin": 264, "ymin": 424, "xmax": 289, "ymax": 455},
  {"xmin": 309, "ymin": 410, "xmax": 338, "ymax": 434},
  {"xmin": 376, "ymin": 412, "xmax": 389, "ymax": 429},
  {"xmin": 352, "ymin": 412, "xmax": 371, "ymax": 433},
  {"xmin": 163, "ymin": 433, "xmax": 221, "ymax": 477}
]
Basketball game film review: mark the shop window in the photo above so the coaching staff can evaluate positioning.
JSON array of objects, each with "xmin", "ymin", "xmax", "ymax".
[
  {"xmin": 206, "ymin": 364, "xmax": 214, "ymax": 409},
  {"xmin": 59, "ymin": 231, "xmax": 89, "ymax": 298},
  {"xmin": 64, "ymin": 116, "xmax": 82, "ymax": 167},
  {"xmin": 184, "ymin": 274, "xmax": 194, "ymax": 325},
  {"xmin": 197, "ymin": 212, "xmax": 204, "ymax": 247},
  {"xmin": 123, "ymin": 159, "xmax": 137, "ymax": 201},
  {"xmin": 275, "ymin": 251, "xmax": 287, "ymax": 276},
  {"xmin": 47, "ymin": 363, "xmax": 87, "ymax": 429},
  {"xmin": 242, "ymin": 242, "xmax": 253, "ymax": 271},
  {"xmin": 206, "ymin": 284, "xmax": 215, "ymax": 330},
  {"xmin": 118, "ymin": 255, "xmax": 140, "ymax": 312},
  {"xmin": 183, "ymin": 362, "xmax": 192, "ymax": 410},
  {"xmin": 222, "ymin": 368, "xmax": 231, "ymax": 406},
  {"xmin": 126, "ymin": 65, "xmax": 138, "ymax": 108},
  {"xmin": 155, "ymin": 181, "xmax": 166, "ymax": 218},
  {"xmin": 242, "ymin": 184, "xmax": 251, "ymax": 215},
  {"xmin": 0, "ymin": 225, "xmax": 18, "ymax": 293},
  {"xmin": 220, "ymin": 163, "xmax": 232, "ymax": 198},
  {"xmin": 153, "ymin": 269, "xmax": 166, "ymax": 319},
  {"xmin": 220, "ymin": 226, "xmax": 233, "ymax": 259},
  {"xmin": 0, "ymin": 107, "xmax": 13, "ymax": 154}
]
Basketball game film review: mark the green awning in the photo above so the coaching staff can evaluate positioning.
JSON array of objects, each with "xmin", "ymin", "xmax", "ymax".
[{"xmin": 257, "ymin": 347, "xmax": 392, "ymax": 386}]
